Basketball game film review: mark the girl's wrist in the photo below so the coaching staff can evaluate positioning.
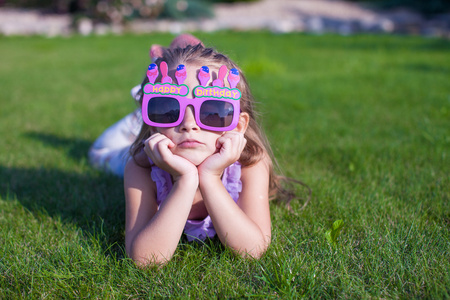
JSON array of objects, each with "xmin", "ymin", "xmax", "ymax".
[
  {"xmin": 173, "ymin": 170, "xmax": 199, "ymax": 187},
  {"xmin": 198, "ymin": 171, "xmax": 222, "ymax": 187},
  {"xmin": 197, "ymin": 163, "xmax": 225, "ymax": 179}
]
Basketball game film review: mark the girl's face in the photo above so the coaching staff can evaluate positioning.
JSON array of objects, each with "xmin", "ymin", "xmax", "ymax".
[{"xmin": 152, "ymin": 63, "xmax": 226, "ymax": 166}]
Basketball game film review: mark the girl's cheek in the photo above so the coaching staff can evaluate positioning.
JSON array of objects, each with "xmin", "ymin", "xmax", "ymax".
[{"xmin": 150, "ymin": 127, "xmax": 159, "ymax": 135}]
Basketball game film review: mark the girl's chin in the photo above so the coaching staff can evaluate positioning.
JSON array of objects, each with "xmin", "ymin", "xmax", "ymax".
[
  {"xmin": 184, "ymin": 156, "xmax": 208, "ymax": 166},
  {"xmin": 174, "ymin": 150, "xmax": 211, "ymax": 166}
]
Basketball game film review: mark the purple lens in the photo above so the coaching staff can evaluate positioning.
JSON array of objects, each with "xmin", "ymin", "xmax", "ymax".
[
  {"xmin": 200, "ymin": 100, "xmax": 234, "ymax": 128},
  {"xmin": 148, "ymin": 97, "xmax": 180, "ymax": 124}
]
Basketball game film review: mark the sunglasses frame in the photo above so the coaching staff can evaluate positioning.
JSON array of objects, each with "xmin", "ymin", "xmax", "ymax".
[{"xmin": 142, "ymin": 93, "xmax": 241, "ymax": 132}]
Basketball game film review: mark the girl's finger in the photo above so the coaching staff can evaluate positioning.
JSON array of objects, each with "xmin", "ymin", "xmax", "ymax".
[
  {"xmin": 217, "ymin": 133, "xmax": 246, "ymax": 161},
  {"xmin": 145, "ymin": 134, "xmax": 174, "ymax": 150},
  {"xmin": 145, "ymin": 133, "xmax": 165, "ymax": 147},
  {"xmin": 219, "ymin": 132, "xmax": 245, "ymax": 150},
  {"xmin": 155, "ymin": 138, "xmax": 175, "ymax": 159},
  {"xmin": 144, "ymin": 134, "xmax": 175, "ymax": 163}
]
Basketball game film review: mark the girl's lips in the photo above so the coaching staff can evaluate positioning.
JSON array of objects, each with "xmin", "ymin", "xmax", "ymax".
[{"xmin": 177, "ymin": 139, "xmax": 203, "ymax": 148}]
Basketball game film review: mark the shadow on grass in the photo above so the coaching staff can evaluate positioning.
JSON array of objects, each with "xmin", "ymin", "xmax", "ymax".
[
  {"xmin": 25, "ymin": 131, "xmax": 92, "ymax": 162},
  {"xmin": 403, "ymin": 63, "xmax": 450, "ymax": 73},
  {"xmin": 1, "ymin": 132, "xmax": 126, "ymax": 257}
]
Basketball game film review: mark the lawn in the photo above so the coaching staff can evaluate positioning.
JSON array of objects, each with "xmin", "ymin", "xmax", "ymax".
[{"xmin": 0, "ymin": 32, "xmax": 448, "ymax": 298}]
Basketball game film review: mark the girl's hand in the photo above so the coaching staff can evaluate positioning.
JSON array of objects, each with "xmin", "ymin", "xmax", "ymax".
[
  {"xmin": 144, "ymin": 133, "xmax": 197, "ymax": 180},
  {"xmin": 198, "ymin": 132, "xmax": 247, "ymax": 177}
]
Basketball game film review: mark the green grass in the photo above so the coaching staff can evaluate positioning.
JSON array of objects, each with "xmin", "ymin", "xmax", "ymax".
[{"xmin": 0, "ymin": 32, "xmax": 449, "ymax": 298}]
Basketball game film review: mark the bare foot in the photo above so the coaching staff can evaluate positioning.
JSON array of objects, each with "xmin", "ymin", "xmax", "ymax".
[
  {"xmin": 169, "ymin": 34, "xmax": 204, "ymax": 49},
  {"xmin": 150, "ymin": 44, "xmax": 164, "ymax": 61},
  {"xmin": 149, "ymin": 34, "xmax": 204, "ymax": 61}
]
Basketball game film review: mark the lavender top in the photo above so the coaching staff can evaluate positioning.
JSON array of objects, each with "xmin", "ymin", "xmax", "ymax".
[{"xmin": 149, "ymin": 159, "xmax": 242, "ymax": 241}]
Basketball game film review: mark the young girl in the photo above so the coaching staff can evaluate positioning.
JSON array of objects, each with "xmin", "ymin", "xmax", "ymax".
[{"xmin": 124, "ymin": 43, "xmax": 280, "ymax": 265}]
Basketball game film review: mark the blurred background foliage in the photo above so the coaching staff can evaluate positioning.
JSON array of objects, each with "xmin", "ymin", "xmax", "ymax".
[
  {"xmin": 1, "ymin": 0, "xmax": 248, "ymax": 22},
  {"xmin": 2, "ymin": 0, "xmax": 212, "ymax": 22},
  {"xmin": 1, "ymin": 0, "xmax": 449, "ymax": 22}
]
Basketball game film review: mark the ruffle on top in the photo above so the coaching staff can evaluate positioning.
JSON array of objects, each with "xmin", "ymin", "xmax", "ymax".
[{"xmin": 149, "ymin": 158, "xmax": 242, "ymax": 241}]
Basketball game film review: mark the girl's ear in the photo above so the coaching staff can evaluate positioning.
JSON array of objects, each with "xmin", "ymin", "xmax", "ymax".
[{"xmin": 234, "ymin": 112, "xmax": 250, "ymax": 134}]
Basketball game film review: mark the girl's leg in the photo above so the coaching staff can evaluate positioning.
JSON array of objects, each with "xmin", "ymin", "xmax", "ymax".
[{"xmin": 88, "ymin": 109, "xmax": 142, "ymax": 176}]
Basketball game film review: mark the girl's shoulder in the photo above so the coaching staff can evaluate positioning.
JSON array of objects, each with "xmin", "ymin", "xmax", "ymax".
[
  {"xmin": 132, "ymin": 148, "xmax": 152, "ymax": 169},
  {"xmin": 240, "ymin": 154, "xmax": 271, "ymax": 181},
  {"xmin": 124, "ymin": 157, "xmax": 157, "ymax": 192}
]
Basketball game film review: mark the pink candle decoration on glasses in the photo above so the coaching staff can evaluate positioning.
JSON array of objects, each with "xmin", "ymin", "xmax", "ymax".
[
  {"xmin": 146, "ymin": 63, "xmax": 159, "ymax": 84},
  {"xmin": 198, "ymin": 66, "xmax": 210, "ymax": 86},
  {"xmin": 227, "ymin": 68, "xmax": 240, "ymax": 89},
  {"xmin": 160, "ymin": 61, "xmax": 173, "ymax": 84},
  {"xmin": 175, "ymin": 64, "xmax": 187, "ymax": 85},
  {"xmin": 212, "ymin": 65, "xmax": 227, "ymax": 87}
]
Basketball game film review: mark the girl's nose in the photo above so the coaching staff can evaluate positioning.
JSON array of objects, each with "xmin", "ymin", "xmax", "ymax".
[{"xmin": 179, "ymin": 106, "xmax": 200, "ymax": 132}]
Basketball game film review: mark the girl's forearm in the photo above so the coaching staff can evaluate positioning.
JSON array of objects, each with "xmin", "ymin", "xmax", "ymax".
[
  {"xmin": 130, "ymin": 175, "xmax": 198, "ymax": 265},
  {"xmin": 199, "ymin": 175, "xmax": 268, "ymax": 258}
]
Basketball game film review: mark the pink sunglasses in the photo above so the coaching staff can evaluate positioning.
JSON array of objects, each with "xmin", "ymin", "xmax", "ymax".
[{"xmin": 142, "ymin": 62, "xmax": 241, "ymax": 132}]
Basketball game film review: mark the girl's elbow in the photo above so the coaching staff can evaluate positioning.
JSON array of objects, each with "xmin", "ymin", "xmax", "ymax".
[
  {"xmin": 239, "ymin": 238, "xmax": 271, "ymax": 259},
  {"xmin": 129, "ymin": 250, "xmax": 170, "ymax": 267},
  {"xmin": 250, "ymin": 233, "xmax": 271, "ymax": 259},
  {"xmin": 239, "ymin": 246, "xmax": 267, "ymax": 259},
  {"xmin": 127, "ymin": 242, "xmax": 172, "ymax": 266}
]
